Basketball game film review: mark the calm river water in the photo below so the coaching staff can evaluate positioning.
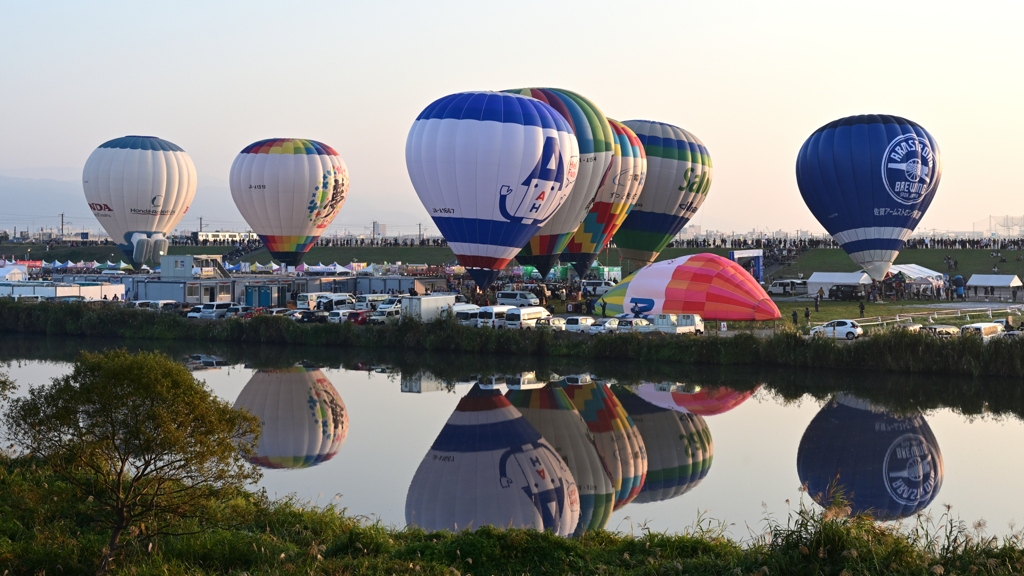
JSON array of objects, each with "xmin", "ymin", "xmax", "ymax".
[{"xmin": 2, "ymin": 336, "xmax": 1022, "ymax": 538}]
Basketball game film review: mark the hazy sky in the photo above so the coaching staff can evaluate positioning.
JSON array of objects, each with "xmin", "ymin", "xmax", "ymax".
[{"xmin": 1, "ymin": 1, "xmax": 1021, "ymax": 238}]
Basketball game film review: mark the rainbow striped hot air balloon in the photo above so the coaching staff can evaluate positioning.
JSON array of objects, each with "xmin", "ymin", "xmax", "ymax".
[
  {"xmin": 406, "ymin": 385, "xmax": 580, "ymax": 536},
  {"xmin": 614, "ymin": 386, "xmax": 713, "ymax": 503},
  {"xmin": 636, "ymin": 383, "xmax": 757, "ymax": 416},
  {"xmin": 561, "ymin": 119, "xmax": 647, "ymax": 278},
  {"xmin": 230, "ymin": 138, "xmax": 349, "ymax": 266},
  {"xmin": 506, "ymin": 384, "xmax": 615, "ymax": 535},
  {"xmin": 599, "ymin": 253, "xmax": 780, "ymax": 321},
  {"xmin": 613, "ymin": 121, "xmax": 712, "ymax": 271},
  {"xmin": 504, "ymin": 88, "xmax": 615, "ymax": 279},
  {"xmin": 233, "ymin": 366, "xmax": 348, "ymax": 469},
  {"xmin": 555, "ymin": 376, "xmax": 646, "ymax": 510}
]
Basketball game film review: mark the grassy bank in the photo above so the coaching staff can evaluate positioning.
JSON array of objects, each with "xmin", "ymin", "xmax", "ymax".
[
  {"xmin": 2, "ymin": 455, "xmax": 1023, "ymax": 576},
  {"xmin": 4, "ymin": 300, "xmax": 1024, "ymax": 378}
]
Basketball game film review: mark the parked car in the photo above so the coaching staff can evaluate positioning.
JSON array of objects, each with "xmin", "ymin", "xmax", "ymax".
[
  {"xmin": 581, "ymin": 280, "xmax": 617, "ymax": 296},
  {"xmin": 828, "ymin": 285, "xmax": 865, "ymax": 301},
  {"xmin": 346, "ymin": 309, "xmax": 371, "ymax": 325},
  {"xmin": 765, "ymin": 280, "xmax": 808, "ymax": 296},
  {"xmin": 495, "ymin": 291, "xmax": 540, "ymax": 307},
  {"xmin": 504, "ymin": 306, "xmax": 552, "ymax": 329},
  {"xmin": 199, "ymin": 301, "xmax": 235, "ymax": 320},
  {"xmin": 616, "ymin": 317, "xmax": 652, "ymax": 332},
  {"xmin": 589, "ymin": 318, "xmax": 620, "ymax": 334},
  {"xmin": 922, "ymin": 324, "xmax": 958, "ymax": 338},
  {"xmin": 225, "ymin": 305, "xmax": 254, "ymax": 318},
  {"xmin": 810, "ymin": 319, "xmax": 863, "ymax": 340},
  {"xmin": 564, "ymin": 316, "xmax": 596, "ymax": 333},
  {"xmin": 328, "ymin": 309, "xmax": 358, "ymax": 323},
  {"xmin": 534, "ymin": 317, "xmax": 566, "ymax": 331},
  {"xmin": 295, "ymin": 310, "xmax": 330, "ymax": 324},
  {"xmin": 367, "ymin": 307, "xmax": 401, "ymax": 325},
  {"xmin": 185, "ymin": 306, "xmax": 203, "ymax": 319},
  {"xmin": 960, "ymin": 322, "xmax": 1004, "ymax": 342}
]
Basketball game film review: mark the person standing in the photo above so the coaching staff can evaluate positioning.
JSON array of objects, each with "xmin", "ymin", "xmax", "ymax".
[
  {"xmin": 814, "ymin": 294, "xmax": 819, "ymax": 312},
  {"xmin": 792, "ymin": 309, "xmax": 798, "ymax": 326},
  {"xmin": 804, "ymin": 307, "xmax": 810, "ymax": 326},
  {"xmin": 859, "ymin": 300, "xmax": 865, "ymax": 317}
]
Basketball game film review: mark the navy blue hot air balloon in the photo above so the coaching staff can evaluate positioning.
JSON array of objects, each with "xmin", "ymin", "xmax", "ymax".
[
  {"xmin": 796, "ymin": 115, "xmax": 942, "ymax": 280},
  {"xmin": 797, "ymin": 395, "xmax": 943, "ymax": 520}
]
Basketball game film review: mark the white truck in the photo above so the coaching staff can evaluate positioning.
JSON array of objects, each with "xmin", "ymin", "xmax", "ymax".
[
  {"xmin": 401, "ymin": 294, "xmax": 457, "ymax": 322},
  {"xmin": 642, "ymin": 313, "xmax": 705, "ymax": 335}
]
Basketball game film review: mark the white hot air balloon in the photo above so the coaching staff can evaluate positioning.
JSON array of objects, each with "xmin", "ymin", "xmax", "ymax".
[
  {"xmin": 82, "ymin": 136, "xmax": 197, "ymax": 268},
  {"xmin": 230, "ymin": 139, "xmax": 349, "ymax": 266},
  {"xmin": 233, "ymin": 366, "xmax": 348, "ymax": 469}
]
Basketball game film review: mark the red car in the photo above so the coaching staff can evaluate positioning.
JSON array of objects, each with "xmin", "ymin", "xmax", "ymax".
[{"xmin": 346, "ymin": 309, "xmax": 371, "ymax": 325}]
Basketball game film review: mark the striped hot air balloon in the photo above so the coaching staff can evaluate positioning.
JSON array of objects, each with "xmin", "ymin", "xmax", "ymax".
[
  {"xmin": 636, "ymin": 383, "xmax": 757, "ymax": 416},
  {"xmin": 233, "ymin": 366, "xmax": 348, "ymax": 469},
  {"xmin": 561, "ymin": 119, "xmax": 647, "ymax": 278},
  {"xmin": 506, "ymin": 384, "xmax": 615, "ymax": 535},
  {"xmin": 406, "ymin": 385, "xmax": 580, "ymax": 536},
  {"xmin": 598, "ymin": 253, "xmax": 780, "ymax": 321},
  {"xmin": 504, "ymin": 88, "xmax": 615, "ymax": 279},
  {"xmin": 230, "ymin": 138, "xmax": 349, "ymax": 266},
  {"xmin": 613, "ymin": 121, "xmax": 712, "ymax": 271},
  {"xmin": 797, "ymin": 394, "xmax": 943, "ymax": 520},
  {"xmin": 406, "ymin": 91, "xmax": 580, "ymax": 289},
  {"xmin": 554, "ymin": 376, "xmax": 646, "ymax": 510},
  {"xmin": 614, "ymin": 386, "xmax": 713, "ymax": 503}
]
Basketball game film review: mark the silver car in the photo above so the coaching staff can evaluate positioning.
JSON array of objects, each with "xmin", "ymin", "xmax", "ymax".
[{"xmin": 589, "ymin": 318, "xmax": 619, "ymax": 334}]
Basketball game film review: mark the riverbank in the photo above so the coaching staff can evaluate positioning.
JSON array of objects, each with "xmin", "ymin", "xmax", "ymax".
[
  {"xmin": 3, "ymin": 301, "xmax": 1024, "ymax": 378},
  {"xmin": 1, "ymin": 455, "xmax": 1021, "ymax": 575}
]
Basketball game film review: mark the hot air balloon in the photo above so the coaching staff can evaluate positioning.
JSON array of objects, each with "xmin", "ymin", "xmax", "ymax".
[
  {"xmin": 233, "ymin": 366, "xmax": 348, "ymax": 469},
  {"xmin": 506, "ymin": 384, "xmax": 615, "ymax": 534},
  {"xmin": 636, "ymin": 383, "xmax": 757, "ymax": 416},
  {"xmin": 614, "ymin": 386, "xmax": 713, "ymax": 503},
  {"xmin": 406, "ymin": 91, "xmax": 580, "ymax": 289},
  {"xmin": 599, "ymin": 253, "xmax": 780, "ymax": 321},
  {"xmin": 796, "ymin": 115, "xmax": 942, "ymax": 280},
  {"xmin": 554, "ymin": 376, "xmax": 646, "ymax": 510},
  {"xmin": 613, "ymin": 121, "xmax": 712, "ymax": 271},
  {"xmin": 406, "ymin": 385, "xmax": 580, "ymax": 535},
  {"xmin": 561, "ymin": 119, "xmax": 647, "ymax": 278},
  {"xmin": 504, "ymin": 88, "xmax": 614, "ymax": 279},
  {"xmin": 230, "ymin": 138, "xmax": 349, "ymax": 266},
  {"xmin": 797, "ymin": 394, "xmax": 943, "ymax": 520},
  {"xmin": 82, "ymin": 136, "xmax": 197, "ymax": 268}
]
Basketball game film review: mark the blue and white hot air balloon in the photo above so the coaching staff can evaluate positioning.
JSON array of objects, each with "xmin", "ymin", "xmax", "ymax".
[
  {"xmin": 406, "ymin": 92, "xmax": 580, "ymax": 289},
  {"xmin": 796, "ymin": 115, "xmax": 942, "ymax": 280},
  {"xmin": 405, "ymin": 385, "xmax": 580, "ymax": 535}
]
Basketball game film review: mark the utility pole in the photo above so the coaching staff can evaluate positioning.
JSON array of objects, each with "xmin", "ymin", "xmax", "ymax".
[
  {"xmin": 418, "ymin": 223, "xmax": 422, "ymax": 242},
  {"xmin": 199, "ymin": 217, "xmax": 203, "ymax": 233},
  {"xmin": 60, "ymin": 213, "xmax": 64, "ymax": 236}
]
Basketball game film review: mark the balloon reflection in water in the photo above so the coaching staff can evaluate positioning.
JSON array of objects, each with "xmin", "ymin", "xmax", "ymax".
[
  {"xmin": 233, "ymin": 366, "xmax": 348, "ymax": 469},
  {"xmin": 636, "ymin": 383, "xmax": 757, "ymax": 416},
  {"xmin": 797, "ymin": 394, "xmax": 943, "ymax": 520},
  {"xmin": 614, "ymin": 386, "xmax": 713, "ymax": 504},
  {"xmin": 555, "ymin": 375, "xmax": 647, "ymax": 510},
  {"xmin": 506, "ymin": 384, "xmax": 615, "ymax": 534},
  {"xmin": 406, "ymin": 385, "xmax": 580, "ymax": 536}
]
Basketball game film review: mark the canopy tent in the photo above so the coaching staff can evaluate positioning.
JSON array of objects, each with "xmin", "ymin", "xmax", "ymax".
[
  {"xmin": 806, "ymin": 272, "xmax": 872, "ymax": 298},
  {"xmin": 1, "ymin": 265, "xmax": 27, "ymax": 281},
  {"xmin": 41, "ymin": 260, "xmax": 53, "ymax": 268},
  {"xmin": 966, "ymin": 274, "xmax": 1023, "ymax": 301},
  {"xmin": 888, "ymin": 264, "xmax": 944, "ymax": 289}
]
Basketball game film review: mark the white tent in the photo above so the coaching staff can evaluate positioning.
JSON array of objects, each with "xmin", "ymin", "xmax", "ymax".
[
  {"xmin": 807, "ymin": 272, "xmax": 872, "ymax": 297},
  {"xmin": 1, "ymin": 265, "xmax": 27, "ymax": 281},
  {"xmin": 888, "ymin": 264, "xmax": 944, "ymax": 282},
  {"xmin": 966, "ymin": 274, "xmax": 1023, "ymax": 301}
]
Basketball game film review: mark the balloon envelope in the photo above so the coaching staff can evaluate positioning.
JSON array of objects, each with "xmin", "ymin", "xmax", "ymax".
[
  {"xmin": 614, "ymin": 386, "xmax": 713, "ymax": 503},
  {"xmin": 233, "ymin": 366, "xmax": 348, "ymax": 469},
  {"xmin": 506, "ymin": 384, "xmax": 615, "ymax": 534},
  {"xmin": 82, "ymin": 136, "xmax": 197, "ymax": 268},
  {"xmin": 562, "ymin": 118, "xmax": 647, "ymax": 278},
  {"xmin": 613, "ymin": 121, "xmax": 712, "ymax": 270},
  {"xmin": 406, "ymin": 385, "xmax": 580, "ymax": 535},
  {"xmin": 796, "ymin": 115, "xmax": 942, "ymax": 280},
  {"xmin": 230, "ymin": 138, "xmax": 349, "ymax": 266},
  {"xmin": 599, "ymin": 253, "xmax": 780, "ymax": 320},
  {"xmin": 502, "ymin": 88, "xmax": 614, "ymax": 279},
  {"xmin": 555, "ymin": 377, "xmax": 647, "ymax": 510},
  {"xmin": 797, "ymin": 395, "xmax": 943, "ymax": 520},
  {"xmin": 406, "ymin": 91, "xmax": 580, "ymax": 289}
]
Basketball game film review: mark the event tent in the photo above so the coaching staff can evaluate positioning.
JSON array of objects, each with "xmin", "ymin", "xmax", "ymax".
[
  {"xmin": 965, "ymin": 274, "xmax": 1022, "ymax": 300},
  {"xmin": 806, "ymin": 272, "xmax": 872, "ymax": 297}
]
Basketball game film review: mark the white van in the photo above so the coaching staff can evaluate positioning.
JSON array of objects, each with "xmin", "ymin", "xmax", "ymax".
[
  {"xmin": 644, "ymin": 313, "xmax": 705, "ymax": 335},
  {"xmin": 564, "ymin": 316, "xmax": 596, "ymax": 333},
  {"xmin": 476, "ymin": 305, "xmax": 515, "ymax": 329},
  {"xmin": 960, "ymin": 322, "xmax": 1004, "ymax": 342},
  {"xmin": 582, "ymin": 280, "xmax": 616, "ymax": 296},
  {"xmin": 451, "ymin": 303, "xmax": 481, "ymax": 326},
  {"xmin": 297, "ymin": 292, "xmax": 331, "ymax": 310},
  {"xmin": 378, "ymin": 295, "xmax": 403, "ymax": 311},
  {"xmin": 496, "ymin": 291, "xmax": 540, "ymax": 307},
  {"xmin": 505, "ymin": 306, "xmax": 552, "ymax": 329},
  {"xmin": 766, "ymin": 280, "xmax": 808, "ymax": 296},
  {"xmin": 318, "ymin": 293, "xmax": 355, "ymax": 309},
  {"xmin": 354, "ymin": 294, "xmax": 389, "ymax": 310}
]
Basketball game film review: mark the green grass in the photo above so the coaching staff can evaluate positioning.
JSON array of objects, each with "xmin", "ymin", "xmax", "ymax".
[{"xmin": 3, "ymin": 454, "xmax": 1024, "ymax": 575}]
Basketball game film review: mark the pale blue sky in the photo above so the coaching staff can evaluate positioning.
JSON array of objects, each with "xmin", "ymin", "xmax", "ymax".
[{"xmin": 1, "ymin": 0, "xmax": 1021, "ymax": 237}]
